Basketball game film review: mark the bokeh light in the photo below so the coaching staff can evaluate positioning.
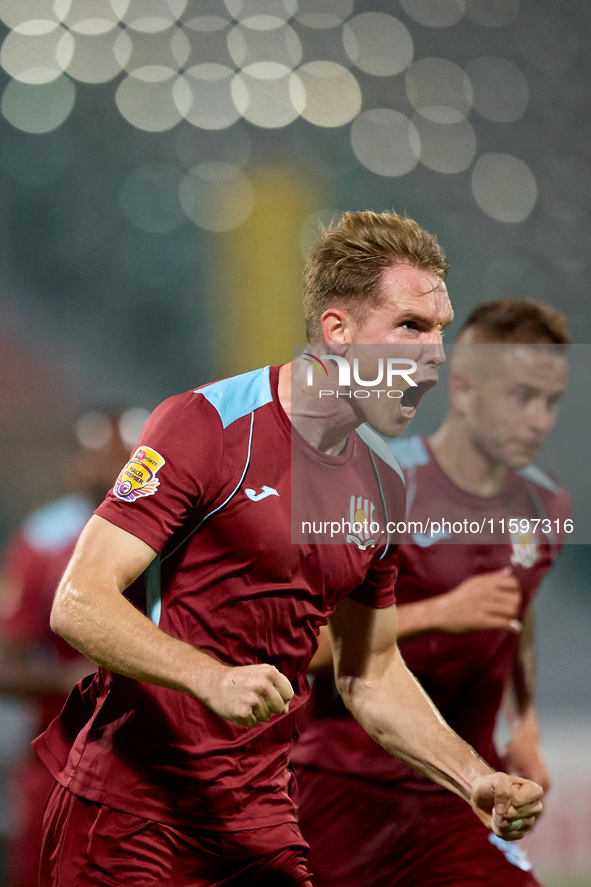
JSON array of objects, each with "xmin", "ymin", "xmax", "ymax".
[
  {"xmin": 412, "ymin": 115, "xmax": 476, "ymax": 173},
  {"xmin": 406, "ymin": 58, "xmax": 472, "ymax": 122},
  {"xmin": 0, "ymin": 0, "xmax": 535, "ymax": 212},
  {"xmin": 294, "ymin": 0, "xmax": 354, "ymax": 29},
  {"xmin": 465, "ymin": 56, "xmax": 528, "ymax": 123},
  {"xmin": 227, "ymin": 19, "xmax": 302, "ymax": 69},
  {"xmin": 1, "ymin": 24, "xmax": 74, "ymax": 85},
  {"xmin": 471, "ymin": 153, "xmax": 537, "ymax": 222},
  {"xmin": 117, "ymin": 0, "xmax": 187, "ymax": 34},
  {"xmin": 76, "ymin": 411, "xmax": 116, "ymax": 449},
  {"xmin": 0, "ymin": 4, "xmax": 570, "ymax": 255},
  {"xmin": 179, "ymin": 162, "xmax": 255, "ymax": 232},
  {"xmin": 0, "ymin": 0, "xmax": 67, "ymax": 29},
  {"xmin": 233, "ymin": 63, "xmax": 300, "ymax": 128},
  {"xmin": 351, "ymin": 109, "xmax": 419, "ymax": 177},
  {"xmin": 116, "ymin": 66, "xmax": 183, "ymax": 131},
  {"xmin": 400, "ymin": 0, "xmax": 464, "ymax": 29},
  {"xmin": 119, "ymin": 407, "xmax": 151, "ymax": 449},
  {"xmin": 175, "ymin": 64, "xmax": 240, "ymax": 130},
  {"xmin": 343, "ymin": 13, "xmax": 413, "ymax": 77},
  {"xmin": 294, "ymin": 61, "xmax": 361, "ymax": 127},
  {"xmin": 65, "ymin": 29, "xmax": 132, "ymax": 84},
  {"xmin": 61, "ymin": 1, "xmax": 121, "ymax": 35},
  {"xmin": 1, "ymin": 74, "xmax": 75, "ymax": 132}
]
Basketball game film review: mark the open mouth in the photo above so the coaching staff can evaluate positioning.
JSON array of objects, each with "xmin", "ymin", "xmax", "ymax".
[{"xmin": 400, "ymin": 380, "xmax": 437, "ymax": 414}]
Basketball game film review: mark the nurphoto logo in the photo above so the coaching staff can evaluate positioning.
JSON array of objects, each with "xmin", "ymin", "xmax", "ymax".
[{"xmin": 303, "ymin": 353, "xmax": 418, "ymax": 399}]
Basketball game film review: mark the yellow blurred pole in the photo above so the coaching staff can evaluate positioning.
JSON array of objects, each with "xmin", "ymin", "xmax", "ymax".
[{"xmin": 212, "ymin": 164, "xmax": 323, "ymax": 378}]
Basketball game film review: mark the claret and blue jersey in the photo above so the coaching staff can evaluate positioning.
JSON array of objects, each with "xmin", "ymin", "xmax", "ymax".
[{"xmin": 34, "ymin": 365, "xmax": 405, "ymax": 832}]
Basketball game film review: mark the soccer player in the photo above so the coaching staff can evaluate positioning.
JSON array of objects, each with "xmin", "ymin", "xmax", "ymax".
[
  {"xmin": 0, "ymin": 410, "xmax": 136, "ymax": 887},
  {"xmin": 292, "ymin": 298, "xmax": 570, "ymax": 887},
  {"xmin": 35, "ymin": 214, "xmax": 543, "ymax": 887}
]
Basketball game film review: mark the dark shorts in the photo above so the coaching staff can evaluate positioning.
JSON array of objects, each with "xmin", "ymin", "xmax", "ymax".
[
  {"xmin": 295, "ymin": 766, "xmax": 541, "ymax": 887},
  {"xmin": 40, "ymin": 781, "xmax": 312, "ymax": 887}
]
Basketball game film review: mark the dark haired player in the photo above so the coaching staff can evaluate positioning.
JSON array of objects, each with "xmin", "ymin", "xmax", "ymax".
[
  {"xmin": 34, "ymin": 216, "xmax": 543, "ymax": 886},
  {"xmin": 293, "ymin": 298, "xmax": 569, "ymax": 887}
]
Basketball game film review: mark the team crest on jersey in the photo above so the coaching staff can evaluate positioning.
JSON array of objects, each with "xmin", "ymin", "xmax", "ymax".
[
  {"xmin": 347, "ymin": 495, "xmax": 377, "ymax": 550},
  {"xmin": 509, "ymin": 520, "xmax": 540, "ymax": 569},
  {"xmin": 114, "ymin": 447, "xmax": 165, "ymax": 502}
]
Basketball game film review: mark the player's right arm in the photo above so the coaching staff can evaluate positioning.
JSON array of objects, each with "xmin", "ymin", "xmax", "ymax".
[
  {"xmin": 329, "ymin": 595, "xmax": 543, "ymax": 841},
  {"xmin": 396, "ymin": 567, "xmax": 522, "ymax": 640},
  {"xmin": 51, "ymin": 514, "xmax": 293, "ymax": 728}
]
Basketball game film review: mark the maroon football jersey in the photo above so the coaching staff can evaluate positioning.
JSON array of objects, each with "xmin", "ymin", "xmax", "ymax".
[
  {"xmin": 292, "ymin": 434, "xmax": 569, "ymax": 785},
  {"xmin": 34, "ymin": 366, "xmax": 404, "ymax": 830}
]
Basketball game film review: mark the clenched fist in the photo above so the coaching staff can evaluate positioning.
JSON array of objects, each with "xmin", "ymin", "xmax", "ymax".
[
  {"xmin": 200, "ymin": 661, "xmax": 295, "ymax": 728},
  {"xmin": 470, "ymin": 772, "xmax": 543, "ymax": 841}
]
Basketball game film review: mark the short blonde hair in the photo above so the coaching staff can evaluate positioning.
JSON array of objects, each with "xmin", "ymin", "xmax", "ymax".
[{"xmin": 303, "ymin": 210, "xmax": 449, "ymax": 342}]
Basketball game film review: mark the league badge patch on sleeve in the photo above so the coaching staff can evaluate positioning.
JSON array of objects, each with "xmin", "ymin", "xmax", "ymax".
[{"xmin": 114, "ymin": 447, "xmax": 165, "ymax": 502}]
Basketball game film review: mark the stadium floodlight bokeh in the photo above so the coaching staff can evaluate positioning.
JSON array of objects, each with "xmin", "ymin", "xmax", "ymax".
[{"xmin": 0, "ymin": 0, "xmax": 539, "ymax": 231}]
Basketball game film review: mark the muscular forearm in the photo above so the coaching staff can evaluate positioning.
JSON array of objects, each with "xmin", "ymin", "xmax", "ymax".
[
  {"xmin": 330, "ymin": 597, "xmax": 544, "ymax": 836},
  {"xmin": 338, "ymin": 644, "xmax": 494, "ymax": 802},
  {"xmin": 51, "ymin": 516, "xmax": 294, "ymax": 729},
  {"xmin": 51, "ymin": 517, "xmax": 233, "ymax": 706},
  {"xmin": 52, "ymin": 571, "xmax": 229, "ymax": 704}
]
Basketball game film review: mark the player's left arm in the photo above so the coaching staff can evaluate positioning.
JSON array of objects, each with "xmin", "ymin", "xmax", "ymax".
[
  {"xmin": 502, "ymin": 602, "xmax": 550, "ymax": 793},
  {"xmin": 329, "ymin": 596, "xmax": 544, "ymax": 841}
]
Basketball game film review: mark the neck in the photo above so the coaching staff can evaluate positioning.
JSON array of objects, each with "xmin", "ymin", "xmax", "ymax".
[
  {"xmin": 428, "ymin": 414, "xmax": 508, "ymax": 497},
  {"xmin": 278, "ymin": 361, "xmax": 362, "ymax": 455}
]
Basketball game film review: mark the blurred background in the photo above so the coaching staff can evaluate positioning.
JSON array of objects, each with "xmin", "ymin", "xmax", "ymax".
[{"xmin": 0, "ymin": 1, "xmax": 589, "ymax": 885}]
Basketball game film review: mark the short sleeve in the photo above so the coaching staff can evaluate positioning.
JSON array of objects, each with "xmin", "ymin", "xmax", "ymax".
[
  {"xmin": 348, "ymin": 545, "xmax": 400, "ymax": 609},
  {"xmin": 96, "ymin": 391, "xmax": 225, "ymax": 553}
]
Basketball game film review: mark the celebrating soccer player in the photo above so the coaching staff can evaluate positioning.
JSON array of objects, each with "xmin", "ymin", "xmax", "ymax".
[{"xmin": 35, "ymin": 215, "xmax": 544, "ymax": 886}]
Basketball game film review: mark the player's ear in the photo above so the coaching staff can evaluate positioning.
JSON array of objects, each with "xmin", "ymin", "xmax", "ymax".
[
  {"xmin": 320, "ymin": 307, "xmax": 354, "ymax": 348},
  {"xmin": 448, "ymin": 372, "xmax": 476, "ymax": 416}
]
